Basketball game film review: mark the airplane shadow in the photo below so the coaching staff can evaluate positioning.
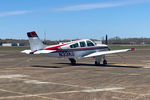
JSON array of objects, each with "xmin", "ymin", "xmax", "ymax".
[
  {"xmin": 103, "ymin": 64, "xmax": 142, "ymax": 68},
  {"xmin": 55, "ymin": 63, "xmax": 142, "ymax": 69},
  {"xmin": 31, "ymin": 65, "xmax": 61, "ymax": 69}
]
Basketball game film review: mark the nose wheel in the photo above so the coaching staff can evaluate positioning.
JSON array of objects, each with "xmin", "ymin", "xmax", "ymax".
[
  {"xmin": 95, "ymin": 61, "xmax": 100, "ymax": 65},
  {"xmin": 103, "ymin": 59, "xmax": 107, "ymax": 65}
]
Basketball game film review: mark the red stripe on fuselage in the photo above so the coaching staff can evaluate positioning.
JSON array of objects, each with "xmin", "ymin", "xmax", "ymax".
[
  {"xmin": 44, "ymin": 43, "xmax": 71, "ymax": 50},
  {"xmin": 57, "ymin": 46, "xmax": 108, "ymax": 51},
  {"xmin": 44, "ymin": 44, "xmax": 108, "ymax": 51},
  {"xmin": 44, "ymin": 41, "xmax": 108, "ymax": 51}
]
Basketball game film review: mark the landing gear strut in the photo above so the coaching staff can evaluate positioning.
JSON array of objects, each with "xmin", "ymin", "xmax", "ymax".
[
  {"xmin": 95, "ymin": 56, "xmax": 101, "ymax": 66},
  {"xmin": 69, "ymin": 58, "xmax": 76, "ymax": 65},
  {"xmin": 95, "ymin": 61, "xmax": 100, "ymax": 65},
  {"xmin": 95, "ymin": 56, "xmax": 108, "ymax": 66},
  {"xmin": 103, "ymin": 56, "xmax": 107, "ymax": 65}
]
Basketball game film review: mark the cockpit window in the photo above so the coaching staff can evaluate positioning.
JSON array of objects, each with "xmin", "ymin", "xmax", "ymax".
[
  {"xmin": 93, "ymin": 41, "xmax": 97, "ymax": 45},
  {"xmin": 86, "ymin": 40, "xmax": 95, "ymax": 46},
  {"xmin": 70, "ymin": 43, "xmax": 79, "ymax": 48},
  {"xmin": 80, "ymin": 41, "xmax": 86, "ymax": 47}
]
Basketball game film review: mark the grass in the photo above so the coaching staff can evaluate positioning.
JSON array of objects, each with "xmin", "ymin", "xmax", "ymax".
[
  {"xmin": 0, "ymin": 46, "xmax": 29, "ymax": 52},
  {"xmin": 109, "ymin": 45, "xmax": 150, "ymax": 50},
  {"xmin": 0, "ymin": 45, "xmax": 150, "ymax": 52}
]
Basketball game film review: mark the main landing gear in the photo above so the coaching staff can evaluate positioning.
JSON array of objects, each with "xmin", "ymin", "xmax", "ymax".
[
  {"xmin": 69, "ymin": 58, "xmax": 76, "ymax": 65},
  {"xmin": 69, "ymin": 56, "xmax": 107, "ymax": 66},
  {"xmin": 103, "ymin": 56, "xmax": 107, "ymax": 65},
  {"xmin": 95, "ymin": 60, "xmax": 107, "ymax": 65},
  {"xmin": 95, "ymin": 56, "xmax": 107, "ymax": 66}
]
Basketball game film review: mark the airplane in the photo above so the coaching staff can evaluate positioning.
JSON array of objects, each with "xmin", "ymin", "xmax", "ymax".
[{"xmin": 22, "ymin": 31, "xmax": 135, "ymax": 65}]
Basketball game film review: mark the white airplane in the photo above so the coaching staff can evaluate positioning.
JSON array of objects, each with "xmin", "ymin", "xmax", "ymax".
[{"xmin": 22, "ymin": 31, "xmax": 135, "ymax": 65}]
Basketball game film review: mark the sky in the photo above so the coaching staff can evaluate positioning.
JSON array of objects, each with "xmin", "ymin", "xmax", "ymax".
[{"xmin": 0, "ymin": 0, "xmax": 150, "ymax": 40}]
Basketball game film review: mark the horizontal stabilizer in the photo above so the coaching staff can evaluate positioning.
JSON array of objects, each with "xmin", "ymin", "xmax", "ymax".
[
  {"xmin": 21, "ymin": 50, "xmax": 32, "ymax": 54},
  {"xmin": 21, "ymin": 50, "xmax": 55, "ymax": 54},
  {"xmin": 33, "ymin": 50, "xmax": 55, "ymax": 54}
]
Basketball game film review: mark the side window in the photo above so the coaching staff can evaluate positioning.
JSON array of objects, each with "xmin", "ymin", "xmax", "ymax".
[
  {"xmin": 87, "ymin": 41, "xmax": 94, "ymax": 46},
  {"xmin": 80, "ymin": 41, "xmax": 86, "ymax": 47},
  {"xmin": 70, "ymin": 43, "xmax": 79, "ymax": 48},
  {"xmin": 74, "ymin": 43, "xmax": 79, "ymax": 48},
  {"xmin": 70, "ymin": 45, "xmax": 73, "ymax": 48}
]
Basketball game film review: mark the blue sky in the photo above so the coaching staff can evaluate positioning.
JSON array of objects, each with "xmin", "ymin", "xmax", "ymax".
[{"xmin": 0, "ymin": 0, "xmax": 150, "ymax": 40}]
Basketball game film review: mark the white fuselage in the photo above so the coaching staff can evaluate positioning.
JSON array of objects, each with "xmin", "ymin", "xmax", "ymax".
[{"xmin": 44, "ymin": 39, "xmax": 109, "ymax": 59}]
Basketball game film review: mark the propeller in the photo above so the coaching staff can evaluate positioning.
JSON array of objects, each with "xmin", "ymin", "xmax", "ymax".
[{"xmin": 105, "ymin": 34, "xmax": 108, "ymax": 45}]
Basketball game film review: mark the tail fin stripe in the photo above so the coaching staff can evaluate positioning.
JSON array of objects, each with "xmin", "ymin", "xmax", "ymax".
[
  {"xmin": 27, "ymin": 31, "xmax": 38, "ymax": 37},
  {"xmin": 27, "ymin": 31, "xmax": 45, "ymax": 51}
]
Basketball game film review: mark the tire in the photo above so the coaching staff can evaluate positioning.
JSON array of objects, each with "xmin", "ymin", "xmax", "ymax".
[
  {"xmin": 95, "ymin": 61, "xmax": 100, "ymax": 66},
  {"xmin": 69, "ymin": 59, "xmax": 76, "ymax": 65},
  {"xmin": 103, "ymin": 60, "xmax": 107, "ymax": 65}
]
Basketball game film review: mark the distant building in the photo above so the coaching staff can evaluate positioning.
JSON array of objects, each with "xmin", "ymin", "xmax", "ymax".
[
  {"xmin": 18, "ymin": 43, "xmax": 25, "ymax": 46},
  {"xmin": 2, "ymin": 42, "xmax": 25, "ymax": 47},
  {"xmin": 94, "ymin": 40, "xmax": 102, "ymax": 44},
  {"xmin": 2, "ymin": 43, "xmax": 12, "ymax": 47},
  {"xmin": 130, "ymin": 42, "xmax": 136, "ymax": 45}
]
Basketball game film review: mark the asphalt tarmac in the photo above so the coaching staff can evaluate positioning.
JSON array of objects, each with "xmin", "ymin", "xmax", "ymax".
[{"xmin": 0, "ymin": 49, "xmax": 150, "ymax": 100}]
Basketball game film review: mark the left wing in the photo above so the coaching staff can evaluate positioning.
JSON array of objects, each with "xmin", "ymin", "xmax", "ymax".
[{"xmin": 83, "ymin": 48, "xmax": 135, "ymax": 58}]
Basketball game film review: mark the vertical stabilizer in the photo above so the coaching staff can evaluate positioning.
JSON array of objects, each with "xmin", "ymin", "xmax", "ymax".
[{"xmin": 27, "ymin": 31, "xmax": 45, "ymax": 51}]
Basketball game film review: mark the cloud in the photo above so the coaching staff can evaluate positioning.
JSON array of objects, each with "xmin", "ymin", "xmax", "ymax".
[
  {"xmin": 55, "ymin": 0, "xmax": 150, "ymax": 11},
  {"xmin": 0, "ymin": 10, "xmax": 31, "ymax": 17}
]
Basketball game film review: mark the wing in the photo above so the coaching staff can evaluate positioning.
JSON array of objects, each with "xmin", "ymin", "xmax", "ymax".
[
  {"xmin": 83, "ymin": 48, "xmax": 135, "ymax": 58},
  {"xmin": 21, "ymin": 50, "xmax": 55, "ymax": 54}
]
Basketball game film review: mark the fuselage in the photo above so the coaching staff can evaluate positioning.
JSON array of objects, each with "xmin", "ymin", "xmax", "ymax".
[{"xmin": 43, "ymin": 39, "xmax": 109, "ymax": 59}]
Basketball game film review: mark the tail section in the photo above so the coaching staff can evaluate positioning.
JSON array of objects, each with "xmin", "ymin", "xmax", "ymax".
[{"xmin": 27, "ymin": 31, "xmax": 45, "ymax": 51}]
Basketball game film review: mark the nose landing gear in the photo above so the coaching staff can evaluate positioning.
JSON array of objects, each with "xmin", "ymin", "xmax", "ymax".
[
  {"xmin": 95, "ymin": 61, "xmax": 100, "ymax": 65},
  {"xmin": 103, "ymin": 59, "xmax": 107, "ymax": 65}
]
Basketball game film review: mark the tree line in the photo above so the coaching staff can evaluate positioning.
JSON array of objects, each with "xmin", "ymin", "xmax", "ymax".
[{"xmin": 1, "ymin": 37, "xmax": 150, "ymax": 46}]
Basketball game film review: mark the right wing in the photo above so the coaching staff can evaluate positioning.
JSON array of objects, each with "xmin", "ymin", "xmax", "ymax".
[{"xmin": 83, "ymin": 48, "xmax": 135, "ymax": 58}]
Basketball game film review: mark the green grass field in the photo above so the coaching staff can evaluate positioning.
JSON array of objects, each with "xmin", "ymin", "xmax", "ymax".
[
  {"xmin": 0, "ymin": 45, "xmax": 150, "ymax": 52},
  {"xmin": 109, "ymin": 45, "xmax": 150, "ymax": 50},
  {"xmin": 0, "ymin": 47, "xmax": 29, "ymax": 52}
]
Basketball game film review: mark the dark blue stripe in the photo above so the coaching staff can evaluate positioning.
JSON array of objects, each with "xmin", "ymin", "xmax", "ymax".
[{"xmin": 27, "ymin": 32, "xmax": 32, "ymax": 37}]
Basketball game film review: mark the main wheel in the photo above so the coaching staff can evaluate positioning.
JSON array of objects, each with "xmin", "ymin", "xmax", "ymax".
[
  {"xmin": 69, "ymin": 59, "xmax": 76, "ymax": 65},
  {"xmin": 103, "ymin": 60, "xmax": 107, "ymax": 65}
]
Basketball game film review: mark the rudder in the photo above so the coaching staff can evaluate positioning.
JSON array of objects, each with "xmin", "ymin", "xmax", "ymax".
[{"xmin": 27, "ymin": 31, "xmax": 45, "ymax": 51}]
